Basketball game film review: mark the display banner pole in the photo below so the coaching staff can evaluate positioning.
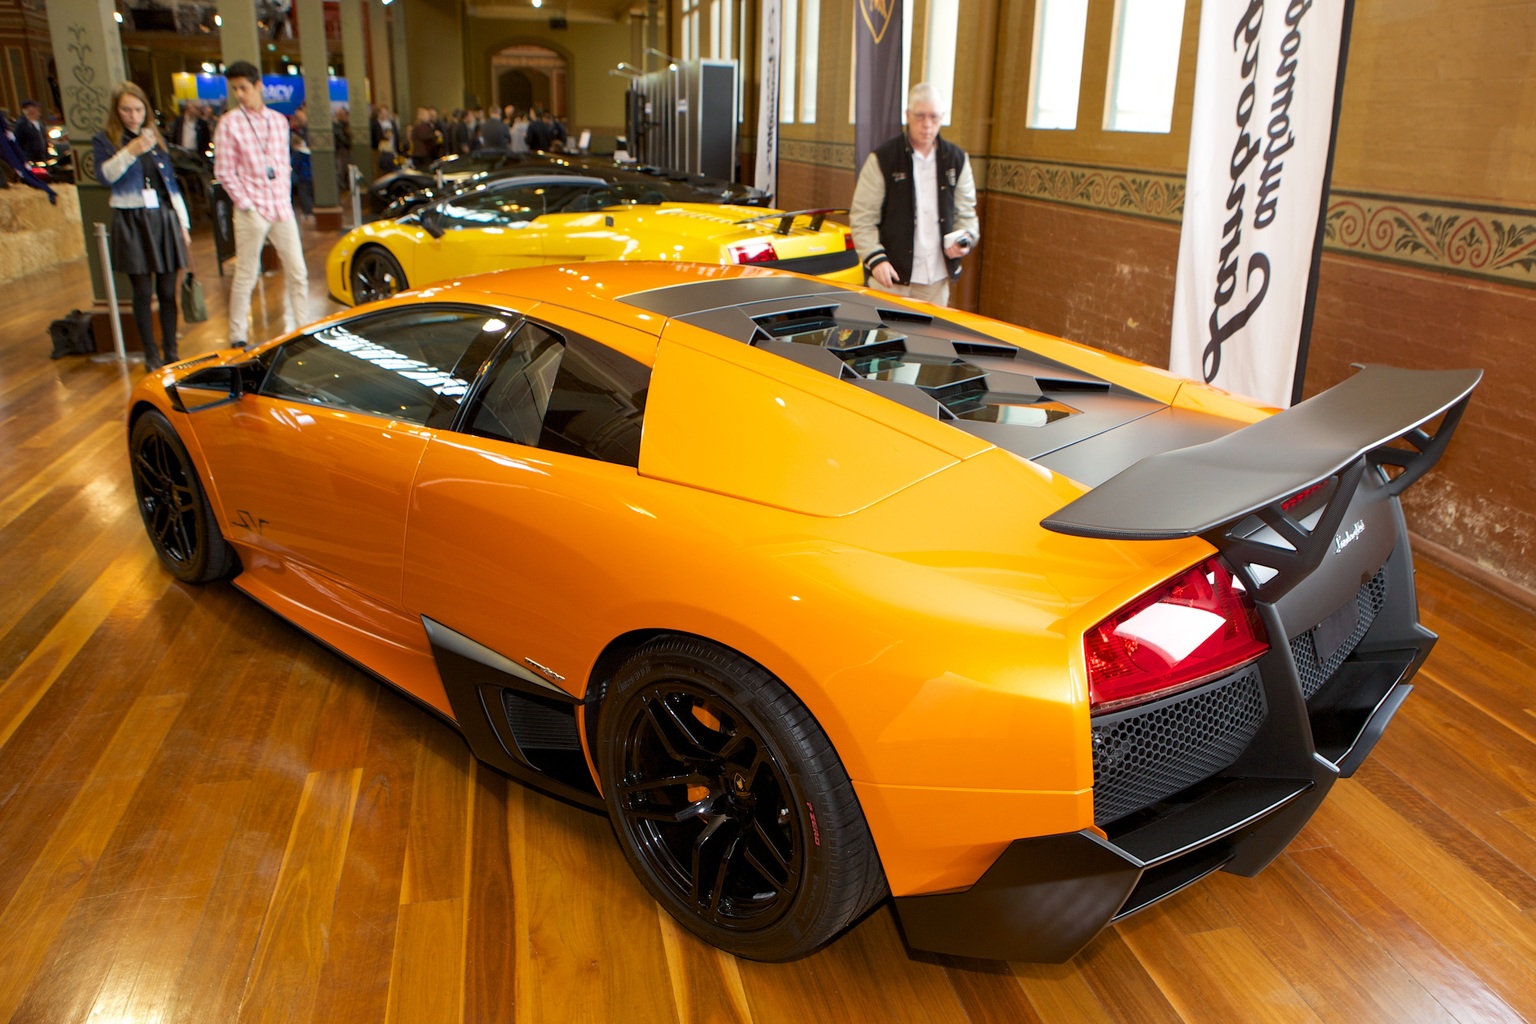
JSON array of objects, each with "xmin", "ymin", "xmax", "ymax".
[
  {"xmin": 1290, "ymin": 0, "xmax": 1356, "ymax": 406},
  {"xmin": 92, "ymin": 222, "xmax": 127, "ymax": 363},
  {"xmin": 755, "ymin": 0, "xmax": 782, "ymax": 203},
  {"xmin": 1169, "ymin": 0, "xmax": 1350, "ymax": 408},
  {"xmin": 854, "ymin": 0, "xmax": 904, "ymax": 172}
]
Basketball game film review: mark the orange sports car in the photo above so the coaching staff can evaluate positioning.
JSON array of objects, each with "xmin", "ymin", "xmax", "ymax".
[{"xmin": 126, "ymin": 263, "xmax": 1478, "ymax": 962}]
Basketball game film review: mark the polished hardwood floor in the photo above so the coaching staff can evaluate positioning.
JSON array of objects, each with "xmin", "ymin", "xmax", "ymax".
[{"xmin": 2, "ymin": 215, "xmax": 1536, "ymax": 1023}]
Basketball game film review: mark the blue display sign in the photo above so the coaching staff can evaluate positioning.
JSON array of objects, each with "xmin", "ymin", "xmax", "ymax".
[{"xmin": 190, "ymin": 74, "xmax": 349, "ymax": 116}]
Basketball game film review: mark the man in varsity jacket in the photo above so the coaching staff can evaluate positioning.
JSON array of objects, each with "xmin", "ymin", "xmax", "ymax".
[{"xmin": 850, "ymin": 83, "xmax": 979, "ymax": 308}]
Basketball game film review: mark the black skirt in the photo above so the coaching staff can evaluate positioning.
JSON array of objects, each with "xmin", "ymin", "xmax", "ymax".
[{"xmin": 110, "ymin": 205, "xmax": 187, "ymax": 276}]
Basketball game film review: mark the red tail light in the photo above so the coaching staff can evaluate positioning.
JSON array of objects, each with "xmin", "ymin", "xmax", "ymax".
[
  {"xmin": 728, "ymin": 240, "xmax": 779, "ymax": 264},
  {"xmin": 1282, "ymin": 480, "xmax": 1327, "ymax": 512},
  {"xmin": 1085, "ymin": 558, "xmax": 1268, "ymax": 714},
  {"xmin": 844, "ymin": 231, "xmax": 855, "ymax": 250}
]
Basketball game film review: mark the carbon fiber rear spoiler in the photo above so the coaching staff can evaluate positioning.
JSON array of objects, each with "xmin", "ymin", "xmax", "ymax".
[
  {"xmin": 1041, "ymin": 365, "xmax": 1481, "ymax": 598},
  {"xmin": 733, "ymin": 208, "xmax": 849, "ymax": 235}
]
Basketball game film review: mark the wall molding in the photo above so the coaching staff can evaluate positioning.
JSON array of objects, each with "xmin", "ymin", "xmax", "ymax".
[
  {"xmin": 779, "ymin": 138, "xmax": 856, "ymax": 169},
  {"xmin": 984, "ymin": 157, "xmax": 1186, "ymax": 223},
  {"xmin": 1324, "ymin": 190, "xmax": 1536, "ymax": 289}
]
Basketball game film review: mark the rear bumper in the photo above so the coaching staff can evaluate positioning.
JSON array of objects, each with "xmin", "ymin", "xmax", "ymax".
[
  {"xmin": 894, "ymin": 673, "xmax": 1415, "ymax": 962},
  {"xmin": 893, "ymin": 522, "xmax": 1434, "ymax": 962}
]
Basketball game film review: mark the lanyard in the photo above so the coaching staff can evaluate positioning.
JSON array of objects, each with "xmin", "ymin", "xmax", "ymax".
[{"xmin": 238, "ymin": 107, "xmax": 277, "ymax": 172}]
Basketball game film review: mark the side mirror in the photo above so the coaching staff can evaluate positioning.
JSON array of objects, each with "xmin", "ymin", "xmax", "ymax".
[
  {"xmin": 419, "ymin": 208, "xmax": 446, "ymax": 239},
  {"xmin": 168, "ymin": 358, "xmax": 264, "ymax": 412}
]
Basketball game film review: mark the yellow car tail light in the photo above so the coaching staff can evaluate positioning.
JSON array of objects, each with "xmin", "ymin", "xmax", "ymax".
[{"xmin": 728, "ymin": 239, "xmax": 779, "ymax": 264}]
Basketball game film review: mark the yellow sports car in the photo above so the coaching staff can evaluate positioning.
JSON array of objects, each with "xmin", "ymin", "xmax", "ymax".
[
  {"xmin": 128, "ymin": 262, "xmax": 1477, "ymax": 962},
  {"xmin": 327, "ymin": 174, "xmax": 860, "ymax": 306}
]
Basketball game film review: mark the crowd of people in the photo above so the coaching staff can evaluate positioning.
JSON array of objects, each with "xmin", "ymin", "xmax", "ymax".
[
  {"xmin": 8, "ymin": 91, "xmax": 570, "ymax": 210},
  {"xmin": 369, "ymin": 103, "xmax": 568, "ymax": 173}
]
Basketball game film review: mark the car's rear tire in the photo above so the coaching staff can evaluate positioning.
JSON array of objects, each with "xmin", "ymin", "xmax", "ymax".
[
  {"xmin": 129, "ymin": 410, "xmax": 238, "ymax": 584},
  {"xmin": 597, "ymin": 636, "xmax": 886, "ymax": 961},
  {"xmin": 350, "ymin": 246, "xmax": 407, "ymax": 305}
]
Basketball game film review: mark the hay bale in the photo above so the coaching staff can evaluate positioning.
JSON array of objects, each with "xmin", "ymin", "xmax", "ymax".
[{"xmin": 0, "ymin": 185, "xmax": 86, "ymax": 285}]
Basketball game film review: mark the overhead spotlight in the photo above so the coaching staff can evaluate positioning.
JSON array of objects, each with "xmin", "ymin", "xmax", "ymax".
[
  {"xmin": 214, "ymin": 13, "xmax": 222, "ymax": 25},
  {"xmin": 113, "ymin": 10, "xmax": 123, "ymax": 22},
  {"xmin": 201, "ymin": 61, "xmax": 215, "ymax": 73},
  {"xmin": 532, "ymin": 0, "xmax": 542, "ymax": 6}
]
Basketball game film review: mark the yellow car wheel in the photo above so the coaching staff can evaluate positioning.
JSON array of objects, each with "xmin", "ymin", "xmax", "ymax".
[{"xmin": 351, "ymin": 246, "xmax": 408, "ymax": 305}]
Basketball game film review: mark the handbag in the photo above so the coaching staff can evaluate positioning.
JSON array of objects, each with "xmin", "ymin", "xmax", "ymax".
[
  {"xmin": 180, "ymin": 272, "xmax": 208, "ymax": 323},
  {"xmin": 48, "ymin": 309, "xmax": 97, "ymax": 358}
]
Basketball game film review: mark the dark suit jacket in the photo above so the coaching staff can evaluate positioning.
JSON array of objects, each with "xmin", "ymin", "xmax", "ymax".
[{"xmin": 13, "ymin": 116, "xmax": 47, "ymax": 162}]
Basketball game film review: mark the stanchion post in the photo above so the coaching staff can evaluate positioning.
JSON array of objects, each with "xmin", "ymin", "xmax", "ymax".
[
  {"xmin": 349, "ymin": 164, "xmax": 362, "ymax": 227},
  {"xmin": 92, "ymin": 222, "xmax": 127, "ymax": 362}
]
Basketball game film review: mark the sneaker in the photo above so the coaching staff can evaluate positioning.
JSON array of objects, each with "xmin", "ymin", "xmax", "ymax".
[{"xmin": 230, "ymin": 340, "xmax": 248, "ymax": 349}]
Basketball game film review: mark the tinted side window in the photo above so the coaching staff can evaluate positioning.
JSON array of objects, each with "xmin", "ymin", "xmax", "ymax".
[
  {"xmin": 436, "ymin": 184, "xmax": 546, "ymax": 229},
  {"xmin": 262, "ymin": 308, "xmax": 512, "ymax": 425},
  {"xmin": 465, "ymin": 323, "xmax": 650, "ymax": 467}
]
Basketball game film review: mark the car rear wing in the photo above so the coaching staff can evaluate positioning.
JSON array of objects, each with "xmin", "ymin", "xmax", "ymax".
[
  {"xmin": 1041, "ymin": 365, "xmax": 1481, "ymax": 600},
  {"xmin": 733, "ymin": 208, "xmax": 849, "ymax": 235}
]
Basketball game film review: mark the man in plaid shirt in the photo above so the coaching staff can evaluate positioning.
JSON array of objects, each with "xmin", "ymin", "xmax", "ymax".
[{"xmin": 214, "ymin": 61, "xmax": 311, "ymax": 347}]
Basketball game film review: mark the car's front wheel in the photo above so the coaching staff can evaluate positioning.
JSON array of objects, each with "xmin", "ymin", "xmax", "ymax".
[
  {"xmin": 129, "ymin": 410, "xmax": 238, "ymax": 584},
  {"xmin": 597, "ymin": 636, "xmax": 886, "ymax": 961},
  {"xmin": 350, "ymin": 246, "xmax": 407, "ymax": 305}
]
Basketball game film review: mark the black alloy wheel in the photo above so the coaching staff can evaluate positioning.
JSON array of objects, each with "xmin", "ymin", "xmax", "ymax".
[
  {"xmin": 129, "ymin": 410, "xmax": 237, "ymax": 584},
  {"xmin": 350, "ymin": 247, "xmax": 407, "ymax": 305},
  {"xmin": 598, "ymin": 637, "xmax": 886, "ymax": 961}
]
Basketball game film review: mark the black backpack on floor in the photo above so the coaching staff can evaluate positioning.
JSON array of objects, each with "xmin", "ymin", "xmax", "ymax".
[{"xmin": 49, "ymin": 310, "xmax": 96, "ymax": 359}]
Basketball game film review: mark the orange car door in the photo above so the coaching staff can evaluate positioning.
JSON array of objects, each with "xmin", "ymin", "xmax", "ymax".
[
  {"xmin": 402, "ymin": 317, "xmax": 656, "ymax": 694},
  {"xmin": 185, "ymin": 306, "xmax": 516, "ymax": 610}
]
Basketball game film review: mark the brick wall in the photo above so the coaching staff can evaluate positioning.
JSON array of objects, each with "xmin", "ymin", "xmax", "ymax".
[
  {"xmin": 977, "ymin": 193, "xmax": 1181, "ymax": 367},
  {"xmin": 775, "ymin": 161, "xmax": 855, "ymax": 224},
  {"xmin": 1307, "ymin": 256, "xmax": 1535, "ymax": 589}
]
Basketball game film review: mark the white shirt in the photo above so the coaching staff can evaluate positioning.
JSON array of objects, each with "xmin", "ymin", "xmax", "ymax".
[{"xmin": 909, "ymin": 146, "xmax": 945, "ymax": 285}]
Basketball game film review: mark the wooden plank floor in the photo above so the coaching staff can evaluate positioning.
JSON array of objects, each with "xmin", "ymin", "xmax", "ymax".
[{"xmin": 3, "ymin": 217, "xmax": 1536, "ymax": 1023}]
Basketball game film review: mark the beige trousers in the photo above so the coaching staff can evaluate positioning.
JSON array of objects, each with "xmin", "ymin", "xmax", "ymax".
[
  {"xmin": 868, "ymin": 277, "xmax": 951, "ymax": 308},
  {"xmin": 228, "ymin": 207, "xmax": 311, "ymax": 344}
]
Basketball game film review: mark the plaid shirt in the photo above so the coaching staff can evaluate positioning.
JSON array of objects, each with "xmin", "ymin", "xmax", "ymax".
[{"xmin": 213, "ymin": 104, "xmax": 294, "ymax": 222}]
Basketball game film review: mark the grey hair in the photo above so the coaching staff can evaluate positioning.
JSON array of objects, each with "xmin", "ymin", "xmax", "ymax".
[{"xmin": 907, "ymin": 83, "xmax": 948, "ymax": 115}]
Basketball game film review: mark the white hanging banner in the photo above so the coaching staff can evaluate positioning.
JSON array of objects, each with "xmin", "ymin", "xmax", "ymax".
[
  {"xmin": 1170, "ymin": 0, "xmax": 1348, "ymax": 407},
  {"xmin": 755, "ymin": 0, "xmax": 782, "ymax": 203}
]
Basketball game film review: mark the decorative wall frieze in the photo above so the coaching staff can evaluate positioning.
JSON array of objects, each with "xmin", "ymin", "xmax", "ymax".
[
  {"xmin": 985, "ymin": 157, "xmax": 1186, "ymax": 223},
  {"xmin": 779, "ymin": 138, "xmax": 856, "ymax": 169},
  {"xmin": 1324, "ymin": 190, "xmax": 1536, "ymax": 289}
]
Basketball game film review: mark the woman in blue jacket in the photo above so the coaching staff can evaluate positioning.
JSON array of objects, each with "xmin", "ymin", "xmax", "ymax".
[{"xmin": 93, "ymin": 81, "xmax": 191, "ymax": 370}]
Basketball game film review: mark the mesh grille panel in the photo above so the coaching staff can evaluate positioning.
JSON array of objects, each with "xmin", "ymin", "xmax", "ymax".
[
  {"xmin": 1290, "ymin": 569, "xmax": 1389, "ymax": 700},
  {"xmin": 502, "ymin": 690, "xmax": 583, "ymax": 751},
  {"xmin": 1091, "ymin": 670, "xmax": 1266, "ymax": 826}
]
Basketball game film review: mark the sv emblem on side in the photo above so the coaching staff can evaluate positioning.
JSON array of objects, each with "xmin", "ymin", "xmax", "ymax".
[{"xmin": 233, "ymin": 509, "xmax": 268, "ymax": 534}]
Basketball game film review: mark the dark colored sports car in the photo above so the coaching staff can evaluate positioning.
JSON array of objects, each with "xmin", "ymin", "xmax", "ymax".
[
  {"xmin": 127, "ymin": 262, "xmax": 1478, "ymax": 962},
  {"xmin": 369, "ymin": 151, "xmax": 770, "ymax": 217}
]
